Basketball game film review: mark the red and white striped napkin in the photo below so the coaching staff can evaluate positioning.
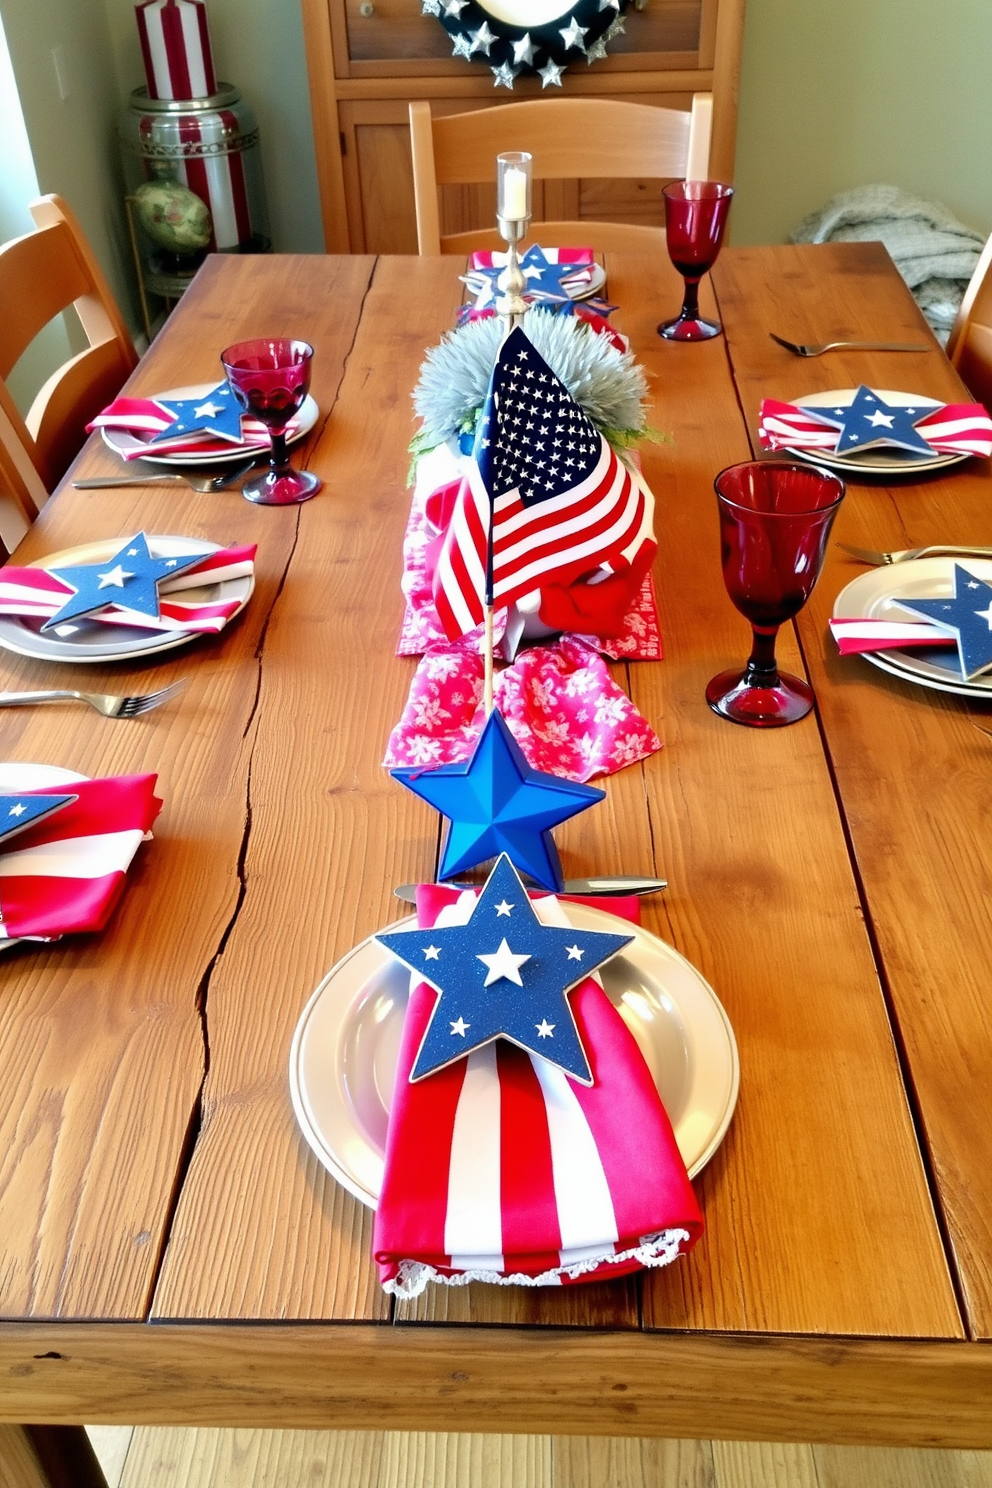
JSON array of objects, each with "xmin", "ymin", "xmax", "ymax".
[
  {"xmin": 0, "ymin": 545, "xmax": 256, "ymax": 634},
  {"xmin": 829, "ymin": 617, "xmax": 952, "ymax": 654},
  {"xmin": 0, "ymin": 775, "xmax": 162, "ymax": 942},
  {"xmin": 373, "ymin": 884, "xmax": 703, "ymax": 1298},
  {"xmin": 759, "ymin": 399, "xmax": 992, "ymax": 459},
  {"xmin": 88, "ymin": 396, "xmax": 301, "ymax": 459}
]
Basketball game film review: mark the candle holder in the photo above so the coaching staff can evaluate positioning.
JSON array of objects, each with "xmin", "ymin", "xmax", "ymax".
[{"xmin": 495, "ymin": 152, "xmax": 532, "ymax": 322}]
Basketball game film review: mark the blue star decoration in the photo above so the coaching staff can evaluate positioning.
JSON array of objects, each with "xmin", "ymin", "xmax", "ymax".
[
  {"xmin": 44, "ymin": 533, "xmax": 216, "ymax": 631},
  {"xmin": 896, "ymin": 564, "xmax": 992, "ymax": 680},
  {"xmin": 391, "ymin": 707, "xmax": 604, "ymax": 891},
  {"xmin": 150, "ymin": 381, "xmax": 246, "ymax": 445},
  {"xmin": 0, "ymin": 793, "xmax": 77, "ymax": 848},
  {"xmin": 470, "ymin": 246, "xmax": 582, "ymax": 306},
  {"xmin": 815, "ymin": 385, "xmax": 935, "ymax": 457},
  {"xmin": 375, "ymin": 854, "xmax": 633, "ymax": 1083}
]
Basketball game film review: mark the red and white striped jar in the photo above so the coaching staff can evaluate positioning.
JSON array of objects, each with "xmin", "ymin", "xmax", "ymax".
[{"xmin": 122, "ymin": 84, "xmax": 269, "ymax": 256}]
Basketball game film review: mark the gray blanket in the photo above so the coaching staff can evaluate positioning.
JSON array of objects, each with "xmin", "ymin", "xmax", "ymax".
[{"xmin": 790, "ymin": 184, "xmax": 984, "ymax": 344}]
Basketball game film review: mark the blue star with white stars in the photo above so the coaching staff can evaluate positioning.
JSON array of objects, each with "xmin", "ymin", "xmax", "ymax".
[
  {"xmin": 151, "ymin": 381, "xmax": 246, "ymax": 445},
  {"xmin": 815, "ymin": 385, "xmax": 936, "ymax": 457},
  {"xmin": 896, "ymin": 564, "xmax": 992, "ymax": 679},
  {"xmin": 0, "ymin": 792, "xmax": 77, "ymax": 847},
  {"xmin": 375, "ymin": 854, "xmax": 633, "ymax": 1083},
  {"xmin": 391, "ymin": 707, "xmax": 604, "ymax": 891},
  {"xmin": 470, "ymin": 247, "xmax": 585, "ymax": 307},
  {"xmin": 44, "ymin": 533, "xmax": 216, "ymax": 631}
]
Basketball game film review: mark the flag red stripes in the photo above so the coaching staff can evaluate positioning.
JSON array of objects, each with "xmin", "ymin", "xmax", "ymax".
[
  {"xmin": 0, "ymin": 775, "xmax": 162, "ymax": 940},
  {"xmin": 373, "ymin": 886, "xmax": 703, "ymax": 1296}
]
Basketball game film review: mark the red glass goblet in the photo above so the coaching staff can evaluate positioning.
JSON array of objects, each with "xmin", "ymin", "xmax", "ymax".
[
  {"xmin": 706, "ymin": 461, "xmax": 845, "ymax": 727},
  {"xmin": 658, "ymin": 181, "xmax": 734, "ymax": 342},
  {"xmin": 221, "ymin": 338, "xmax": 321, "ymax": 505}
]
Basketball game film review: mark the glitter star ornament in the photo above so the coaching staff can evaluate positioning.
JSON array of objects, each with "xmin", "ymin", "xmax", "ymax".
[
  {"xmin": 0, "ymin": 793, "xmax": 77, "ymax": 847},
  {"xmin": 375, "ymin": 854, "xmax": 634, "ymax": 1082},
  {"xmin": 44, "ymin": 533, "xmax": 216, "ymax": 630},
  {"xmin": 816, "ymin": 385, "xmax": 935, "ymax": 457},
  {"xmin": 150, "ymin": 381, "xmax": 245, "ymax": 445},
  {"xmin": 390, "ymin": 707, "xmax": 604, "ymax": 891},
  {"xmin": 896, "ymin": 564, "xmax": 992, "ymax": 679}
]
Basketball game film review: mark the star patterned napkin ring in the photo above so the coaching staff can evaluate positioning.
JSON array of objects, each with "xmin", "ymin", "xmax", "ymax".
[
  {"xmin": 375, "ymin": 854, "xmax": 634, "ymax": 1085},
  {"xmin": 758, "ymin": 388, "xmax": 992, "ymax": 459}
]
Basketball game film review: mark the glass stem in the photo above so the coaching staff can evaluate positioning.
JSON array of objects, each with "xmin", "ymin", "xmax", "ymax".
[
  {"xmin": 745, "ymin": 626, "xmax": 780, "ymax": 687},
  {"xmin": 681, "ymin": 276, "xmax": 702, "ymax": 321},
  {"xmin": 269, "ymin": 429, "xmax": 291, "ymax": 475}
]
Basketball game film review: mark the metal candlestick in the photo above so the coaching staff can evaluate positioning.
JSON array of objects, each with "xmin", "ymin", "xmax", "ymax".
[{"xmin": 495, "ymin": 216, "xmax": 530, "ymax": 322}]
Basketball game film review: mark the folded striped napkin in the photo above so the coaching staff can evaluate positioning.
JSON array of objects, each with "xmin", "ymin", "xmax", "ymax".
[
  {"xmin": 829, "ymin": 617, "xmax": 952, "ymax": 654},
  {"xmin": 0, "ymin": 774, "xmax": 162, "ymax": 941},
  {"xmin": 373, "ymin": 884, "xmax": 703, "ymax": 1298},
  {"xmin": 0, "ymin": 545, "xmax": 255, "ymax": 634},
  {"xmin": 759, "ymin": 396, "xmax": 992, "ymax": 459},
  {"xmin": 88, "ymin": 393, "xmax": 302, "ymax": 459}
]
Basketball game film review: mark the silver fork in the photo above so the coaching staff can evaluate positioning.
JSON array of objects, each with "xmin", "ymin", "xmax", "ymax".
[
  {"xmin": 769, "ymin": 333, "xmax": 930, "ymax": 357},
  {"xmin": 838, "ymin": 542, "xmax": 992, "ymax": 565},
  {"xmin": 0, "ymin": 679, "xmax": 187, "ymax": 718},
  {"xmin": 73, "ymin": 456, "xmax": 258, "ymax": 492}
]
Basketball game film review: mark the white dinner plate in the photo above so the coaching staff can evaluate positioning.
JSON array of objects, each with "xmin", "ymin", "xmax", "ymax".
[
  {"xmin": 101, "ymin": 383, "xmax": 319, "ymax": 468},
  {"xmin": 832, "ymin": 556, "xmax": 992, "ymax": 696},
  {"xmin": 787, "ymin": 389, "xmax": 966, "ymax": 477},
  {"xmin": 289, "ymin": 902, "xmax": 739, "ymax": 1209},
  {"xmin": 0, "ymin": 763, "xmax": 89, "ymax": 953},
  {"xmin": 0, "ymin": 535, "xmax": 254, "ymax": 665}
]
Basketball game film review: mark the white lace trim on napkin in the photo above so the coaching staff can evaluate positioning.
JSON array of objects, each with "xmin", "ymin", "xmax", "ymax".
[{"xmin": 382, "ymin": 1228, "xmax": 690, "ymax": 1300}]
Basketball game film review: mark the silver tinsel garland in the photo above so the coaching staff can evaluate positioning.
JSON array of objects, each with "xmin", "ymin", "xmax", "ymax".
[{"xmin": 412, "ymin": 310, "xmax": 650, "ymax": 451}]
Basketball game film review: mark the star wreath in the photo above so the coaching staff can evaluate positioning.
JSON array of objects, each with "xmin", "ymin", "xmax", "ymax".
[{"xmin": 422, "ymin": 0, "xmax": 633, "ymax": 88}]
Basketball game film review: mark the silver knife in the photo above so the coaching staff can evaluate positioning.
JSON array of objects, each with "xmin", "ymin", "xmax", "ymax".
[{"xmin": 394, "ymin": 875, "xmax": 667, "ymax": 903}]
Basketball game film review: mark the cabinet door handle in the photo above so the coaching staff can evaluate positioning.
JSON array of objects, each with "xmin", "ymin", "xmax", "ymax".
[{"xmin": 359, "ymin": 1, "xmax": 374, "ymax": 14}]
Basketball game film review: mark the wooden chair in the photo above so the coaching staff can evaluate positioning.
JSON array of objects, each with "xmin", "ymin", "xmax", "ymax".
[
  {"xmin": 946, "ymin": 230, "xmax": 992, "ymax": 412},
  {"xmin": 0, "ymin": 194, "xmax": 138, "ymax": 498},
  {"xmin": 409, "ymin": 94, "xmax": 713, "ymax": 256}
]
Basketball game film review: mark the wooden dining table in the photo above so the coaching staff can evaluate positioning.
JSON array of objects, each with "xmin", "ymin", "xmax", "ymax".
[{"xmin": 1, "ymin": 243, "xmax": 991, "ymax": 1488}]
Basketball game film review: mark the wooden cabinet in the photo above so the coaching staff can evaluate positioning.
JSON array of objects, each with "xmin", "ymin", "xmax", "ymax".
[{"xmin": 301, "ymin": 0, "xmax": 746, "ymax": 253}]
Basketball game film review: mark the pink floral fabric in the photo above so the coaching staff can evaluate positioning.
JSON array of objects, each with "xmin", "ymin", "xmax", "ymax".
[{"xmin": 384, "ymin": 635, "xmax": 661, "ymax": 783}]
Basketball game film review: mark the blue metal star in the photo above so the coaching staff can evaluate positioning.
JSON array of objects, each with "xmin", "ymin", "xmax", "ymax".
[
  {"xmin": 150, "ymin": 381, "xmax": 246, "ymax": 445},
  {"xmin": 376, "ymin": 854, "xmax": 633, "ymax": 1083},
  {"xmin": 44, "ymin": 533, "xmax": 216, "ymax": 631},
  {"xmin": 820, "ymin": 385, "xmax": 935, "ymax": 457},
  {"xmin": 896, "ymin": 563, "xmax": 992, "ymax": 679},
  {"xmin": 391, "ymin": 707, "xmax": 604, "ymax": 891},
  {"xmin": 0, "ymin": 793, "xmax": 77, "ymax": 847}
]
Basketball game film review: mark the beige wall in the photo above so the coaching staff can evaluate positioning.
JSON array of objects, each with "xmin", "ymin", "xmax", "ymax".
[{"xmin": 733, "ymin": 0, "xmax": 992, "ymax": 246}]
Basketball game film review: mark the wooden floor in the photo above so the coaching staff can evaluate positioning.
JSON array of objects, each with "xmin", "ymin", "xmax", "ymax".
[{"xmin": 86, "ymin": 1428, "xmax": 992, "ymax": 1488}]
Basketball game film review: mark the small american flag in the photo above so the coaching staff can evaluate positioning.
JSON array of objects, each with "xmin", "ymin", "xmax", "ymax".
[{"xmin": 432, "ymin": 326, "xmax": 654, "ymax": 641}]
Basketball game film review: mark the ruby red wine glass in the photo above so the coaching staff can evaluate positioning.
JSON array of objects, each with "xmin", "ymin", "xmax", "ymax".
[
  {"xmin": 706, "ymin": 461, "xmax": 845, "ymax": 727},
  {"xmin": 221, "ymin": 338, "xmax": 321, "ymax": 505},
  {"xmin": 658, "ymin": 181, "xmax": 734, "ymax": 342}
]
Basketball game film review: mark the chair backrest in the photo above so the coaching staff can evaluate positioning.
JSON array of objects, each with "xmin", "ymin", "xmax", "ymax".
[
  {"xmin": 947, "ymin": 230, "xmax": 992, "ymax": 413},
  {"xmin": 0, "ymin": 194, "xmax": 138, "ymax": 497},
  {"xmin": 409, "ymin": 94, "xmax": 713, "ymax": 256}
]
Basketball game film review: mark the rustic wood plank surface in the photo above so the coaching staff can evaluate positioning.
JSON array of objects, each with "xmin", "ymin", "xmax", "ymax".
[
  {"xmin": 586, "ymin": 255, "xmax": 959, "ymax": 1338},
  {"xmin": 1, "ymin": 1323, "xmax": 991, "ymax": 1446},
  {"xmin": 0, "ymin": 255, "xmax": 372, "ymax": 1321},
  {"xmin": 2, "ymin": 250, "xmax": 991, "ymax": 1470},
  {"xmin": 713, "ymin": 243, "xmax": 992, "ymax": 1338}
]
